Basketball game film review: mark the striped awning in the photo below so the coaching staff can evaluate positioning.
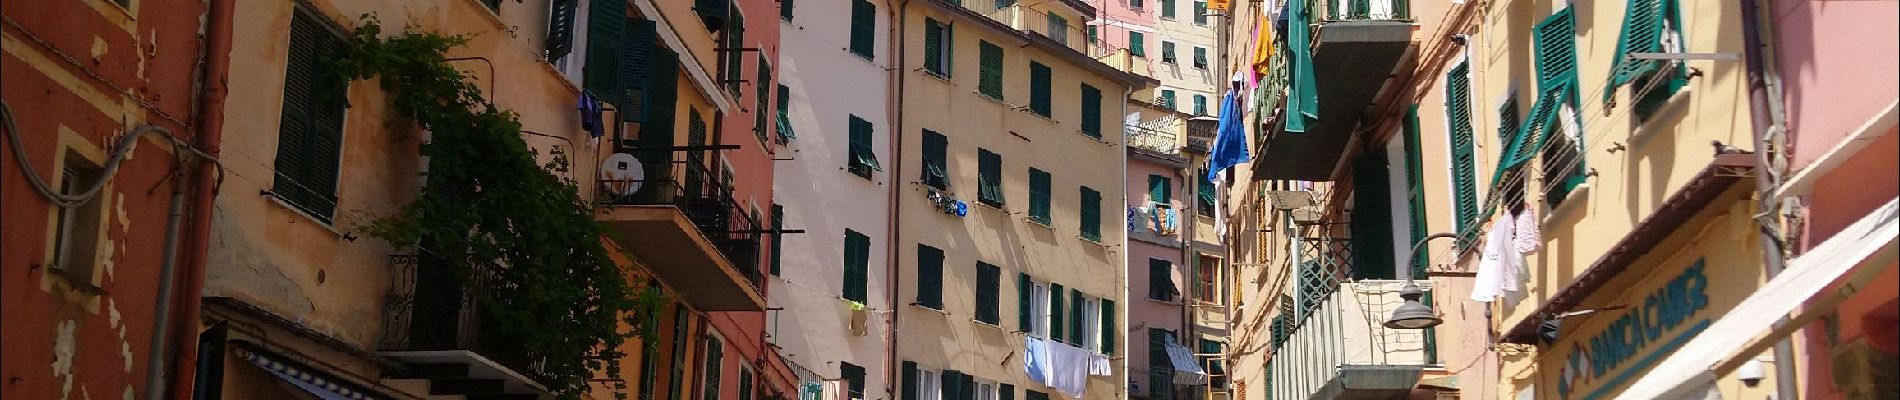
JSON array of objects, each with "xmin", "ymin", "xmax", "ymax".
[{"xmin": 234, "ymin": 345, "xmax": 389, "ymax": 400}]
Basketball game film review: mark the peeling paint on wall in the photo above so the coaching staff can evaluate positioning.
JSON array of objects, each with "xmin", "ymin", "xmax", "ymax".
[{"xmin": 52, "ymin": 319, "xmax": 77, "ymax": 400}]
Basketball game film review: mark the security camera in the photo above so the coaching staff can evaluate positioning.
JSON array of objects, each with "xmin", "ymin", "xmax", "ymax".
[{"xmin": 1736, "ymin": 359, "xmax": 1767, "ymax": 388}]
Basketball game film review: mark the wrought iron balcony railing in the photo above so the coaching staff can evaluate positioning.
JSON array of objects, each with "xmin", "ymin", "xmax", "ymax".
[
  {"xmin": 379, "ymin": 255, "xmax": 552, "ymax": 385},
  {"xmin": 599, "ymin": 157, "xmax": 765, "ymax": 290}
]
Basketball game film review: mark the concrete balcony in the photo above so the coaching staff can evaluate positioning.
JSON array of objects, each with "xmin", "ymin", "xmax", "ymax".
[
  {"xmin": 1096, "ymin": 48, "xmax": 1154, "ymax": 79},
  {"xmin": 598, "ymin": 159, "xmax": 766, "ymax": 312},
  {"xmin": 1269, "ymin": 280, "xmax": 1435, "ymax": 400},
  {"xmin": 1253, "ymin": 0, "xmax": 1412, "ymax": 181}
]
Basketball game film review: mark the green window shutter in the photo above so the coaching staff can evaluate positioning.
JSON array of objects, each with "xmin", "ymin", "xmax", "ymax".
[
  {"xmin": 1445, "ymin": 62, "xmax": 1480, "ymax": 235},
  {"xmin": 621, "ymin": 20, "xmax": 661, "ymax": 122},
  {"xmin": 1018, "ymin": 273, "xmax": 1034, "ymax": 330},
  {"xmin": 776, "ymin": 85, "xmax": 796, "ymax": 142},
  {"xmin": 1080, "ymin": 84, "xmax": 1102, "ymax": 138},
  {"xmin": 696, "ymin": 0, "xmax": 731, "ymax": 29},
  {"xmin": 1199, "ymin": 340, "xmax": 1227, "ymax": 388},
  {"xmin": 1193, "ymin": 46, "xmax": 1208, "ymax": 68},
  {"xmin": 840, "ymin": 363, "xmax": 866, "ymax": 399},
  {"xmin": 1162, "ymin": 42, "xmax": 1176, "ymax": 63},
  {"xmin": 1350, "ymin": 149, "xmax": 1397, "ymax": 280},
  {"xmin": 1606, "ymin": 0, "xmax": 1670, "ymax": 100},
  {"xmin": 979, "ymin": 149, "xmax": 1004, "ymax": 206},
  {"xmin": 738, "ymin": 368, "xmax": 754, "ymax": 400},
  {"xmin": 850, "ymin": 0, "xmax": 875, "ymax": 58},
  {"xmin": 1194, "ymin": 1, "xmax": 1208, "ymax": 24},
  {"xmin": 723, "ymin": 10, "xmax": 746, "ymax": 95},
  {"xmin": 1067, "ymin": 288, "xmax": 1085, "ymax": 344},
  {"xmin": 1403, "ymin": 104, "xmax": 1430, "ymax": 277},
  {"xmin": 979, "ymin": 41, "xmax": 1004, "ymax": 99},
  {"xmin": 275, "ymin": 7, "xmax": 348, "ymax": 223},
  {"xmin": 1029, "ymin": 62, "xmax": 1052, "ymax": 117},
  {"xmin": 635, "ymin": 48, "xmax": 681, "ymax": 199},
  {"xmin": 781, "ymin": 0, "xmax": 795, "ymax": 21},
  {"xmin": 843, "ymin": 230, "xmax": 869, "ymax": 302},
  {"xmin": 1028, "ymin": 168, "xmax": 1052, "ymax": 224},
  {"xmin": 917, "ymin": 244, "xmax": 944, "ymax": 309},
  {"xmin": 976, "ymin": 262, "xmax": 1001, "ymax": 324},
  {"xmin": 922, "ymin": 129, "xmax": 949, "ymax": 189},
  {"xmin": 1129, "ymin": 32, "xmax": 1145, "ymax": 57},
  {"xmin": 941, "ymin": 371, "xmax": 963, "ymax": 400},
  {"xmin": 1087, "ymin": 25, "xmax": 1097, "ymax": 44},
  {"xmin": 702, "ymin": 338, "xmax": 723, "ymax": 400},
  {"xmin": 1049, "ymin": 283, "xmax": 1065, "ymax": 339},
  {"xmin": 546, "ymin": 0, "xmax": 577, "ymax": 61},
  {"xmin": 924, "ymin": 18, "xmax": 945, "ymax": 75},
  {"xmin": 1160, "ymin": 90, "xmax": 1176, "ymax": 109},
  {"xmin": 901, "ymin": 361, "xmax": 918, "ymax": 400},
  {"xmin": 1000, "ymin": 384, "xmax": 1015, "ymax": 400},
  {"xmin": 1535, "ymin": 8, "xmax": 1578, "ymax": 93},
  {"xmin": 1046, "ymin": 13, "xmax": 1068, "ymax": 44},
  {"xmin": 1148, "ymin": 175, "xmax": 1171, "ymax": 204},
  {"xmin": 1162, "ymin": 0, "xmax": 1176, "ymax": 18},
  {"xmin": 1132, "ymin": 0, "xmax": 1144, "ymax": 8},
  {"xmin": 756, "ymin": 53, "xmax": 771, "ymax": 141},
  {"xmin": 848, "ymin": 115, "xmax": 881, "ymax": 178},
  {"xmin": 1148, "ymin": 259, "xmax": 1175, "ymax": 301},
  {"xmin": 585, "ymin": 0, "xmax": 628, "ymax": 104},
  {"xmin": 1100, "ymin": 299, "xmax": 1116, "ymax": 355},
  {"xmin": 1025, "ymin": 390, "xmax": 1049, "ymax": 400},
  {"xmin": 1197, "ymin": 169, "xmax": 1216, "ymax": 217},
  {"xmin": 1080, "ymin": 186, "xmax": 1101, "ymax": 241},
  {"xmin": 1193, "ymin": 94, "xmax": 1208, "ymax": 115},
  {"xmin": 771, "ymin": 204, "xmax": 784, "ymax": 276}
]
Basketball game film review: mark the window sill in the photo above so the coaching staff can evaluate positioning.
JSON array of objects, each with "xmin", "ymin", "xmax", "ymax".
[
  {"xmin": 910, "ymin": 302, "xmax": 948, "ymax": 315},
  {"xmin": 1079, "ymin": 236, "xmax": 1107, "ymax": 246},
  {"xmin": 46, "ymin": 266, "xmax": 107, "ymax": 297},
  {"xmin": 1145, "ymin": 297, "xmax": 1183, "ymax": 306},
  {"xmin": 846, "ymin": 49, "xmax": 876, "ymax": 65},
  {"xmin": 1540, "ymin": 182, "xmax": 1591, "ymax": 229},
  {"xmin": 263, "ymin": 191, "xmax": 347, "ymax": 238},
  {"xmin": 1024, "ymin": 217, "xmax": 1054, "ymax": 229},
  {"xmin": 972, "ymin": 319, "xmax": 1005, "ymax": 330},
  {"xmin": 922, "ymin": 70, "xmax": 953, "ymax": 83},
  {"xmin": 1628, "ymin": 86, "xmax": 1696, "ymax": 146},
  {"xmin": 978, "ymin": 199, "xmax": 1006, "ymax": 209}
]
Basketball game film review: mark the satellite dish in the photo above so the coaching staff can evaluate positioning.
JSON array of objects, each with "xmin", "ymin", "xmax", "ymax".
[{"xmin": 600, "ymin": 153, "xmax": 644, "ymax": 196}]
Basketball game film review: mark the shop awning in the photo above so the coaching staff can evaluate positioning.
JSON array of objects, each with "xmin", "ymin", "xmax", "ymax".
[
  {"xmin": 1164, "ymin": 340, "xmax": 1208, "ymax": 385},
  {"xmin": 234, "ymin": 343, "xmax": 391, "ymax": 400},
  {"xmin": 1614, "ymin": 197, "xmax": 1898, "ymax": 400}
]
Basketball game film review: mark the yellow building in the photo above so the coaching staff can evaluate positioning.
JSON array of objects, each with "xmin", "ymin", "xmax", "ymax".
[{"xmin": 885, "ymin": 1, "xmax": 1151, "ymax": 399}]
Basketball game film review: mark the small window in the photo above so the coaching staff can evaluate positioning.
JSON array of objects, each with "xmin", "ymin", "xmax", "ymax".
[
  {"xmin": 275, "ymin": 6, "xmax": 349, "ymax": 223},
  {"xmin": 917, "ymin": 244, "xmax": 945, "ymax": 309},
  {"xmin": 737, "ymin": 366, "xmax": 755, "ymax": 400},
  {"xmin": 843, "ymin": 230, "xmax": 870, "ymax": 302},
  {"xmin": 1193, "ymin": 255, "xmax": 1219, "ymax": 302},
  {"xmin": 780, "ymin": 0, "xmax": 795, "ymax": 21},
  {"xmin": 850, "ymin": 0, "xmax": 876, "ymax": 58},
  {"xmin": 1162, "ymin": 42, "xmax": 1177, "ymax": 64},
  {"xmin": 924, "ymin": 18, "xmax": 953, "ymax": 77},
  {"xmin": 1148, "ymin": 174, "xmax": 1172, "ymax": 204},
  {"xmin": 50, "ymin": 152, "xmax": 105, "ymax": 286},
  {"xmin": 847, "ymin": 115, "xmax": 881, "ymax": 178},
  {"xmin": 1030, "ymin": 280, "xmax": 1051, "ymax": 337},
  {"xmin": 702, "ymin": 335, "xmax": 725, "ymax": 400},
  {"xmin": 1079, "ymin": 186, "xmax": 1101, "ymax": 242},
  {"xmin": 840, "ymin": 362, "xmax": 867, "ymax": 400},
  {"xmin": 1148, "ymin": 258, "xmax": 1177, "ymax": 301},
  {"xmin": 1029, "ymin": 62, "xmax": 1051, "ymax": 117},
  {"xmin": 1080, "ymin": 84, "xmax": 1103, "ymax": 138},
  {"xmin": 1046, "ymin": 12, "xmax": 1068, "ymax": 44},
  {"xmin": 978, "ymin": 41, "xmax": 1005, "ymax": 100},
  {"xmin": 1128, "ymin": 32, "xmax": 1146, "ymax": 57},
  {"xmin": 1161, "ymin": 0, "xmax": 1177, "ymax": 18},
  {"xmin": 1027, "ymin": 168, "xmax": 1052, "ymax": 225},
  {"xmin": 1193, "ymin": 46, "xmax": 1208, "ymax": 69},
  {"xmin": 921, "ymin": 130, "xmax": 949, "ymax": 189},
  {"xmin": 978, "ymin": 149, "xmax": 1004, "ymax": 206},
  {"xmin": 1159, "ymin": 89, "xmax": 1177, "ymax": 109},
  {"xmin": 1193, "ymin": 94, "xmax": 1208, "ymax": 115},
  {"xmin": 975, "ymin": 262, "xmax": 1002, "ymax": 324},
  {"xmin": 918, "ymin": 369, "xmax": 942, "ymax": 400},
  {"xmin": 1193, "ymin": 0, "xmax": 1209, "ymax": 24}
]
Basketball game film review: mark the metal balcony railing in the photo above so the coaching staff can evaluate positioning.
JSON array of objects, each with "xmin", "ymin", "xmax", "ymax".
[
  {"xmin": 947, "ymin": 0, "xmax": 1119, "ymax": 58},
  {"xmin": 599, "ymin": 157, "xmax": 765, "ymax": 290},
  {"xmin": 1268, "ymin": 235, "xmax": 1433, "ymax": 400},
  {"xmin": 379, "ymin": 255, "xmax": 552, "ymax": 383},
  {"xmin": 1312, "ymin": 0, "xmax": 1411, "ymax": 22},
  {"xmin": 1185, "ymin": 119, "xmax": 1217, "ymax": 154},
  {"xmin": 1127, "ymin": 125, "xmax": 1181, "ymax": 155}
]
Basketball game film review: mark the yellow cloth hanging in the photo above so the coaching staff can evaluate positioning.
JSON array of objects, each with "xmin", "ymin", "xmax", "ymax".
[
  {"xmin": 1251, "ymin": 14, "xmax": 1277, "ymax": 78},
  {"xmin": 1210, "ymin": 0, "xmax": 1233, "ymax": 10}
]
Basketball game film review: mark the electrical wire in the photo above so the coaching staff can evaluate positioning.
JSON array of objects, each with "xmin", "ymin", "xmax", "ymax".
[{"xmin": 3, "ymin": 100, "xmax": 220, "ymax": 208}]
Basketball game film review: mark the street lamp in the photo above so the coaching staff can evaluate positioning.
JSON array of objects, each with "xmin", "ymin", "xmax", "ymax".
[{"xmin": 1384, "ymin": 232, "xmax": 1457, "ymax": 329}]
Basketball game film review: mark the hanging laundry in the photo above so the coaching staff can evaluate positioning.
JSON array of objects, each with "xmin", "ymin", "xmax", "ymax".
[
  {"xmin": 1128, "ymin": 206, "xmax": 1139, "ymax": 232},
  {"xmin": 1470, "ymin": 216, "xmax": 1523, "ymax": 302},
  {"xmin": 1044, "ymin": 340, "xmax": 1092, "ymax": 399},
  {"xmin": 1024, "ymin": 337, "xmax": 1053, "ymax": 385},
  {"xmin": 1164, "ymin": 339, "xmax": 1209, "ymax": 385},
  {"xmin": 1088, "ymin": 353, "xmax": 1113, "ymax": 377},
  {"xmin": 578, "ymin": 92, "xmax": 606, "ymax": 141},
  {"xmin": 1514, "ymin": 209, "xmax": 1542, "ymax": 254},
  {"xmin": 847, "ymin": 301, "xmax": 869, "ymax": 337}
]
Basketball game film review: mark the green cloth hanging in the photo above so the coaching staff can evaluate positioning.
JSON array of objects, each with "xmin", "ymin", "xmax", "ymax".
[{"xmin": 1285, "ymin": 0, "xmax": 1320, "ymax": 133}]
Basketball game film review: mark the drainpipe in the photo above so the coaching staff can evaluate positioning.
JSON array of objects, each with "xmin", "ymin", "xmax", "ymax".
[
  {"xmin": 884, "ymin": 0, "xmax": 910, "ymax": 397},
  {"xmin": 1118, "ymin": 84, "xmax": 1134, "ymax": 399},
  {"xmin": 164, "ymin": 0, "xmax": 233, "ymax": 398},
  {"xmin": 1738, "ymin": 0, "xmax": 1798, "ymax": 398}
]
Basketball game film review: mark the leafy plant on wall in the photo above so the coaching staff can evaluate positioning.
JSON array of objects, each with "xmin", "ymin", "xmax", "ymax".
[{"xmin": 338, "ymin": 16, "xmax": 663, "ymax": 399}]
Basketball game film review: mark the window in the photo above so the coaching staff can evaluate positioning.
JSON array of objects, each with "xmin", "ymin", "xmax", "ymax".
[
  {"xmin": 702, "ymin": 335, "xmax": 724, "ymax": 400},
  {"xmin": 1046, "ymin": 12, "xmax": 1068, "ymax": 44},
  {"xmin": 1607, "ymin": 0, "xmax": 1686, "ymax": 121},
  {"xmin": 275, "ymin": 7, "xmax": 349, "ymax": 223},
  {"xmin": 1161, "ymin": 0, "xmax": 1177, "ymax": 18},
  {"xmin": 939, "ymin": 370, "xmax": 972, "ymax": 400},
  {"xmin": 722, "ymin": 8, "xmax": 748, "ymax": 94},
  {"xmin": 1131, "ymin": 0, "xmax": 1145, "ymax": 9},
  {"xmin": 1027, "ymin": 168, "xmax": 1052, "ymax": 225},
  {"xmin": 1019, "ymin": 273, "xmax": 1051, "ymax": 336},
  {"xmin": 669, "ymin": 305, "xmax": 690, "ymax": 400},
  {"xmin": 921, "ymin": 129, "xmax": 949, "ymax": 189},
  {"xmin": 978, "ymin": 41, "xmax": 1004, "ymax": 100},
  {"xmin": 1029, "ymin": 61, "xmax": 1052, "ymax": 117},
  {"xmin": 840, "ymin": 362, "xmax": 867, "ymax": 400},
  {"xmin": 482, "ymin": 0, "xmax": 501, "ymax": 12},
  {"xmin": 50, "ymin": 153, "xmax": 104, "ymax": 285},
  {"xmin": 917, "ymin": 244, "xmax": 945, "ymax": 309},
  {"xmin": 924, "ymin": 18, "xmax": 952, "ymax": 78},
  {"xmin": 1066, "ymin": 288, "xmax": 1086, "ymax": 345},
  {"xmin": 1148, "ymin": 175, "xmax": 1172, "ymax": 204},
  {"xmin": 738, "ymin": 366, "xmax": 756, "ymax": 400},
  {"xmin": 1193, "ymin": 0, "xmax": 1208, "ymax": 24},
  {"xmin": 918, "ymin": 367, "xmax": 941, "ymax": 400},
  {"xmin": 1159, "ymin": 89, "xmax": 1177, "ymax": 109},
  {"xmin": 1193, "ymin": 255, "xmax": 1218, "ymax": 302},
  {"xmin": 1025, "ymin": 390, "xmax": 1050, "ymax": 400},
  {"xmin": 1080, "ymin": 84, "xmax": 1103, "ymax": 138},
  {"xmin": 1079, "ymin": 186, "xmax": 1101, "ymax": 242},
  {"xmin": 776, "ymin": 85, "xmax": 796, "ymax": 142},
  {"xmin": 1193, "ymin": 46, "xmax": 1208, "ymax": 69},
  {"xmin": 850, "ymin": 0, "xmax": 875, "ymax": 58},
  {"xmin": 1147, "ymin": 259, "xmax": 1177, "ymax": 301},
  {"xmin": 755, "ymin": 53, "xmax": 771, "ymax": 142},
  {"xmin": 1101, "ymin": 299, "xmax": 1116, "ymax": 354},
  {"xmin": 1087, "ymin": 25, "xmax": 1097, "ymax": 44},
  {"xmin": 978, "ymin": 149, "xmax": 1004, "ymax": 206},
  {"xmin": 1192, "ymin": 94, "xmax": 1208, "ymax": 115},
  {"xmin": 1049, "ymin": 283, "xmax": 1065, "ymax": 339},
  {"xmin": 1128, "ymin": 32, "xmax": 1145, "ymax": 57},
  {"xmin": 546, "ymin": 0, "xmax": 577, "ymax": 63},
  {"xmin": 848, "ymin": 115, "xmax": 881, "ymax": 178},
  {"xmin": 1147, "ymin": 329, "xmax": 1177, "ymax": 399},
  {"xmin": 1196, "ymin": 168, "xmax": 1215, "ymax": 217},
  {"xmin": 974, "ymin": 379, "xmax": 998, "ymax": 400},
  {"xmin": 771, "ymin": 204, "xmax": 785, "ymax": 276},
  {"xmin": 781, "ymin": 0, "xmax": 795, "ymax": 21},
  {"xmin": 1162, "ymin": 41, "xmax": 1177, "ymax": 64},
  {"xmin": 1081, "ymin": 297, "xmax": 1100, "ymax": 351},
  {"xmin": 843, "ymin": 229, "xmax": 870, "ymax": 302},
  {"xmin": 976, "ymin": 262, "xmax": 1002, "ymax": 324},
  {"xmin": 1198, "ymin": 339, "xmax": 1227, "ymax": 388},
  {"xmin": 1350, "ymin": 148, "xmax": 1398, "ymax": 280},
  {"xmin": 1445, "ymin": 62, "xmax": 1480, "ymax": 237}
]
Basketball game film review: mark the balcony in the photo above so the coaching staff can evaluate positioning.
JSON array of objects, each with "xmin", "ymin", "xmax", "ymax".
[
  {"xmin": 379, "ymin": 256, "xmax": 552, "ymax": 399},
  {"xmin": 598, "ymin": 156, "xmax": 766, "ymax": 312},
  {"xmin": 1128, "ymin": 124, "xmax": 1182, "ymax": 156},
  {"xmin": 1268, "ymin": 237, "xmax": 1434, "ymax": 400},
  {"xmin": 1252, "ymin": 0, "xmax": 1413, "ymax": 181},
  {"xmin": 1185, "ymin": 118, "xmax": 1217, "ymax": 155},
  {"xmin": 951, "ymin": 1, "xmax": 1109, "ymax": 57},
  {"xmin": 1096, "ymin": 48, "xmax": 1154, "ymax": 79}
]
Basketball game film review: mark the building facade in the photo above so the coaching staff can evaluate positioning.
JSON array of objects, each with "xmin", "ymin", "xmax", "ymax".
[
  {"xmin": 2, "ymin": 0, "xmax": 217, "ymax": 399},
  {"xmin": 889, "ymin": 1, "xmax": 1151, "ymax": 400},
  {"xmin": 1124, "ymin": 99, "xmax": 1228, "ymax": 400}
]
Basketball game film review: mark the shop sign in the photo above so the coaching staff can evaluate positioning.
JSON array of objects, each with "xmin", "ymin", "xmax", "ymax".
[{"xmin": 1557, "ymin": 259, "xmax": 1712, "ymax": 400}]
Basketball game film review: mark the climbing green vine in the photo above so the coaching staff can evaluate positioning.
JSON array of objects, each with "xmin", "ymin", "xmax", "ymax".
[{"xmin": 338, "ymin": 16, "xmax": 661, "ymax": 399}]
